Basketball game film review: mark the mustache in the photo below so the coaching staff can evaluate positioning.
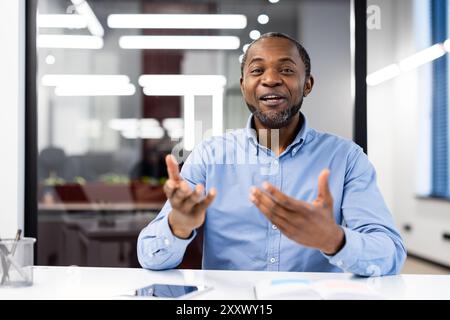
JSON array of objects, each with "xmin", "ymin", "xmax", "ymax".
[{"xmin": 245, "ymin": 97, "xmax": 304, "ymax": 129}]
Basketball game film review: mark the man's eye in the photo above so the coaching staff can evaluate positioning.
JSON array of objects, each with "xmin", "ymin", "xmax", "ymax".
[
  {"xmin": 250, "ymin": 69, "xmax": 263, "ymax": 74},
  {"xmin": 281, "ymin": 68, "xmax": 294, "ymax": 73}
]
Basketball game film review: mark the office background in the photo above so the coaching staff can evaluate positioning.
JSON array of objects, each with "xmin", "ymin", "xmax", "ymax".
[{"xmin": 0, "ymin": 0, "xmax": 449, "ymax": 272}]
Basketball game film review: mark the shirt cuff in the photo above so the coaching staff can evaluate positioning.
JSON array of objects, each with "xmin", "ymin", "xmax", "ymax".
[
  {"xmin": 321, "ymin": 226, "xmax": 362, "ymax": 271},
  {"xmin": 155, "ymin": 214, "xmax": 197, "ymax": 253}
]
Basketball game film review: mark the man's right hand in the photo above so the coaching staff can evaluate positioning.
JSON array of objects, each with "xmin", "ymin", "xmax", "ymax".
[{"xmin": 164, "ymin": 154, "xmax": 216, "ymax": 239}]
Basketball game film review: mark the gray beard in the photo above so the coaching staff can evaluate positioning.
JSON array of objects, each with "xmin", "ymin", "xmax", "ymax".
[{"xmin": 246, "ymin": 98, "xmax": 303, "ymax": 129}]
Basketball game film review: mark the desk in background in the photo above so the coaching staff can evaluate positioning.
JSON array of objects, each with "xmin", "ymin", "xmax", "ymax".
[
  {"xmin": 38, "ymin": 202, "xmax": 164, "ymax": 267},
  {"xmin": 38, "ymin": 202, "xmax": 165, "ymax": 212},
  {"xmin": 1, "ymin": 266, "xmax": 450, "ymax": 299},
  {"xmin": 38, "ymin": 202, "xmax": 202, "ymax": 269}
]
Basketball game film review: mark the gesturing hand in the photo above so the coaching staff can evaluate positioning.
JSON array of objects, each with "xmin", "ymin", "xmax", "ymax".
[
  {"xmin": 164, "ymin": 155, "xmax": 216, "ymax": 239},
  {"xmin": 250, "ymin": 169, "xmax": 345, "ymax": 255}
]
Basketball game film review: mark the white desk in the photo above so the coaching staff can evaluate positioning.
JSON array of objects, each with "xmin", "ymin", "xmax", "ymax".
[{"xmin": 1, "ymin": 266, "xmax": 450, "ymax": 299}]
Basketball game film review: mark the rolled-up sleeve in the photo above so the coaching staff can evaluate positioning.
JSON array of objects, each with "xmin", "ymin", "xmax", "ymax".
[{"xmin": 322, "ymin": 147, "xmax": 407, "ymax": 276}]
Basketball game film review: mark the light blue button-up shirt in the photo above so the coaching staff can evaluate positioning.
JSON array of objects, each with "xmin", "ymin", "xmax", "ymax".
[{"xmin": 137, "ymin": 113, "xmax": 406, "ymax": 276}]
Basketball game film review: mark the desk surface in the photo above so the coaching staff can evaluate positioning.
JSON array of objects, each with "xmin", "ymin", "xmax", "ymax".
[{"xmin": 1, "ymin": 266, "xmax": 450, "ymax": 299}]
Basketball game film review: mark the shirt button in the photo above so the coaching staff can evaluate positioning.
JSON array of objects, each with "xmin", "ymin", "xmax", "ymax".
[
  {"xmin": 270, "ymin": 257, "xmax": 276, "ymax": 263},
  {"xmin": 164, "ymin": 238, "xmax": 171, "ymax": 246},
  {"xmin": 272, "ymin": 225, "xmax": 278, "ymax": 230},
  {"xmin": 337, "ymin": 260, "xmax": 344, "ymax": 267},
  {"xmin": 273, "ymin": 160, "xmax": 279, "ymax": 166}
]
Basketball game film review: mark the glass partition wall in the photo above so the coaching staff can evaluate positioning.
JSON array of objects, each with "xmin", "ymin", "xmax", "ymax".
[
  {"xmin": 35, "ymin": 0, "xmax": 354, "ymax": 268},
  {"xmin": 367, "ymin": 0, "xmax": 450, "ymax": 266}
]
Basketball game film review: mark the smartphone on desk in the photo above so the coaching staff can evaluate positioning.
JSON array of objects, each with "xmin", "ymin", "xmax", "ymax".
[{"xmin": 135, "ymin": 283, "xmax": 213, "ymax": 299}]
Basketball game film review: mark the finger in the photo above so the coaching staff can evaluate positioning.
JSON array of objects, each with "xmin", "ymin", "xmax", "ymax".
[
  {"xmin": 194, "ymin": 183, "xmax": 205, "ymax": 196},
  {"xmin": 260, "ymin": 182, "xmax": 297, "ymax": 211},
  {"xmin": 163, "ymin": 179, "xmax": 178, "ymax": 198},
  {"xmin": 250, "ymin": 191, "xmax": 290, "ymax": 228},
  {"xmin": 250, "ymin": 186, "xmax": 293, "ymax": 218},
  {"xmin": 165, "ymin": 154, "xmax": 182, "ymax": 182},
  {"xmin": 261, "ymin": 182, "xmax": 313, "ymax": 213},
  {"xmin": 180, "ymin": 184, "xmax": 204, "ymax": 212},
  {"xmin": 316, "ymin": 169, "xmax": 333, "ymax": 208},
  {"xmin": 194, "ymin": 188, "xmax": 217, "ymax": 213},
  {"xmin": 171, "ymin": 181, "xmax": 193, "ymax": 208},
  {"xmin": 253, "ymin": 183, "xmax": 311, "ymax": 214}
]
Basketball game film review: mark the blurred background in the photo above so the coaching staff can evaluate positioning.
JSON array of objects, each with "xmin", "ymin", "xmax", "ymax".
[
  {"xmin": 34, "ymin": 0, "xmax": 354, "ymax": 268},
  {"xmin": 0, "ymin": 0, "xmax": 448, "ymax": 274}
]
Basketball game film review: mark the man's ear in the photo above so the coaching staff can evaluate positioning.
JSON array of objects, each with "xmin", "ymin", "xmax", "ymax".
[
  {"xmin": 240, "ymin": 77, "xmax": 244, "ymax": 93},
  {"xmin": 303, "ymin": 75, "xmax": 314, "ymax": 97}
]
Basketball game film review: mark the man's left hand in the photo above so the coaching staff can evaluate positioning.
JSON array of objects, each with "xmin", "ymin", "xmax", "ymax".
[{"xmin": 250, "ymin": 169, "xmax": 345, "ymax": 255}]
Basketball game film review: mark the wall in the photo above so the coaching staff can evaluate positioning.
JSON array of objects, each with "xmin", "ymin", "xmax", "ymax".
[
  {"xmin": 0, "ymin": 0, "xmax": 25, "ymax": 238},
  {"xmin": 297, "ymin": 0, "xmax": 353, "ymax": 140},
  {"xmin": 368, "ymin": 0, "xmax": 450, "ymax": 266}
]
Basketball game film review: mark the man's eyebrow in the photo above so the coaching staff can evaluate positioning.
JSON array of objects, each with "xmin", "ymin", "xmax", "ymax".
[
  {"xmin": 248, "ymin": 57, "xmax": 264, "ymax": 65},
  {"xmin": 247, "ymin": 57, "xmax": 297, "ymax": 65},
  {"xmin": 278, "ymin": 57, "xmax": 297, "ymax": 65}
]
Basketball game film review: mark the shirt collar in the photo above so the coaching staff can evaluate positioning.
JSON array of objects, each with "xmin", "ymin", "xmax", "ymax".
[{"xmin": 244, "ymin": 112, "xmax": 310, "ymax": 157}]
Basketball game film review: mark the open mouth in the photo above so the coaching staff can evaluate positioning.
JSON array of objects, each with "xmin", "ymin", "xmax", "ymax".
[{"xmin": 259, "ymin": 93, "xmax": 287, "ymax": 106}]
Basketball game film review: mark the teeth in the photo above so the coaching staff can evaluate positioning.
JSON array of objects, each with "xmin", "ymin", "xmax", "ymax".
[{"xmin": 262, "ymin": 95, "xmax": 282, "ymax": 100}]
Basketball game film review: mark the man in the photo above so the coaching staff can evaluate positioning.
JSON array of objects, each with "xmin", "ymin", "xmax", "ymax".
[{"xmin": 137, "ymin": 32, "xmax": 406, "ymax": 276}]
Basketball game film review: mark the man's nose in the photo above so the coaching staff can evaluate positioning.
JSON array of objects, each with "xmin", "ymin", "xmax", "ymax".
[{"xmin": 262, "ymin": 69, "xmax": 282, "ymax": 87}]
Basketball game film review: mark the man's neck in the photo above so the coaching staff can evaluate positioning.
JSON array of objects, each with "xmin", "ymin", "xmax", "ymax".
[{"xmin": 253, "ymin": 113, "xmax": 302, "ymax": 156}]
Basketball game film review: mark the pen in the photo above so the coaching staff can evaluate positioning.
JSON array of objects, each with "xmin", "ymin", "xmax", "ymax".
[
  {"xmin": 10, "ymin": 229, "xmax": 22, "ymax": 256},
  {"xmin": 0, "ymin": 229, "xmax": 25, "ymax": 285}
]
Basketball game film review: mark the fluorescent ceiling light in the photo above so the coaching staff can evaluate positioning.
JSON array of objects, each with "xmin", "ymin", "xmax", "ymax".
[
  {"xmin": 121, "ymin": 126, "xmax": 165, "ymax": 139},
  {"xmin": 162, "ymin": 118, "xmax": 183, "ymax": 131},
  {"xmin": 37, "ymin": 14, "xmax": 87, "ymax": 29},
  {"xmin": 42, "ymin": 74, "xmax": 130, "ymax": 87},
  {"xmin": 143, "ymin": 87, "xmax": 225, "ymax": 96},
  {"xmin": 119, "ymin": 36, "xmax": 240, "ymax": 50},
  {"xmin": 139, "ymin": 75, "xmax": 225, "ymax": 147},
  {"xmin": 139, "ymin": 75, "xmax": 226, "ymax": 90},
  {"xmin": 399, "ymin": 44, "xmax": 445, "ymax": 71},
  {"xmin": 366, "ymin": 64, "xmax": 401, "ymax": 86},
  {"xmin": 140, "ymin": 119, "xmax": 161, "ymax": 129},
  {"xmin": 443, "ymin": 39, "xmax": 450, "ymax": 51},
  {"xmin": 109, "ymin": 118, "xmax": 159, "ymax": 132},
  {"xmin": 37, "ymin": 35, "xmax": 103, "ymax": 49},
  {"xmin": 107, "ymin": 14, "xmax": 247, "ymax": 29},
  {"xmin": 257, "ymin": 14, "xmax": 269, "ymax": 25},
  {"xmin": 269, "ymin": 0, "xmax": 280, "ymax": 3},
  {"xmin": 140, "ymin": 75, "xmax": 226, "ymax": 96},
  {"xmin": 109, "ymin": 119, "xmax": 139, "ymax": 131},
  {"xmin": 367, "ymin": 43, "xmax": 448, "ymax": 86},
  {"xmin": 54, "ymin": 84, "xmax": 136, "ymax": 96},
  {"xmin": 249, "ymin": 30, "xmax": 261, "ymax": 40},
  {"xmin": 43, "ymin": 74, "xmax": 135, "ymax": 96},
  {"xmin": 162, "ymin": 118, "xmax": 184, "ymax": 140},
  {"xmin": 167, "ymin": 129, "xmax": 184, "ymax": 139},
  {"xmin": 70, "ymin": 0, "xmax": 104, "ymax": 37}
]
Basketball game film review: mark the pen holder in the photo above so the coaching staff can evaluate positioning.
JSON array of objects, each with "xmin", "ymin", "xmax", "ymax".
[{"xmin": 0, "ymin": 237, "xmax": 35, "ymax": 287}]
